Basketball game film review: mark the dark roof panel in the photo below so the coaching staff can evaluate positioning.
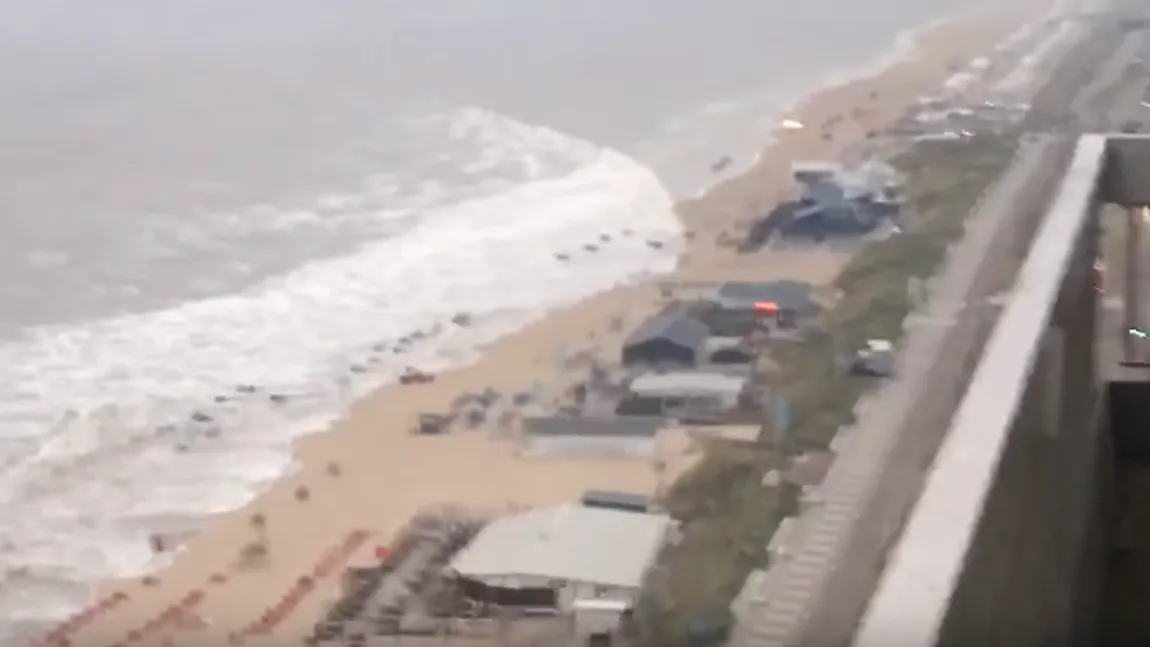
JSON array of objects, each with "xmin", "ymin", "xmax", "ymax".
[
  {"xmin": 806, "ymin": 181, "xmax": 847, "ymax": 205},
  {"xmin": 624, "ymin": 313, "xmax": 709, "ymax": 351},
  {"xmin": 581, "ymin": 490, "xmax": 651, "ymax": 510},
  {"xmin": 716, "ymin": 281, "xmax": 815, "ymax": 311}
]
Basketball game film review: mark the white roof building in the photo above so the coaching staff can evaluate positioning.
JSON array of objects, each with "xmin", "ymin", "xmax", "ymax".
[
  {"xmin": 628, "ymin": 371, "xmax": 747, "ymax": 399},
  {"xmin": 448, "ymin": 504, "xmax": 675, "ymax": 590}
]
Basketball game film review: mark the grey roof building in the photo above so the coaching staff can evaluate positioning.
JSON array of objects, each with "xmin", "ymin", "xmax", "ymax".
[
  {"xmin": 712, "ymin": 281, "xmax": 819, "ymax": 315},
  {"xmin": 628, "ymin": 371, "xmax": 748, "ymax": 401},
  {"xmin": 621, "ymin": 313, "xmax": 709, "ymax": 366},
  {"xmin": 618, "ymin": 370, "xmax": 752, "ymax": 423},
  {"xmin": 699, "ymin": 281, "xmax": 820, "ymax": 336},
  {"xmin": 448, "ymin": 504, "xmax": 674, "ymax": 592}
]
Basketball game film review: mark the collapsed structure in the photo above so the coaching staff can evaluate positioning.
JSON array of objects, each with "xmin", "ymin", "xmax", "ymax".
[{"xmin": 778, "ymin": 161, "xmax": 902, "ymax": 241}]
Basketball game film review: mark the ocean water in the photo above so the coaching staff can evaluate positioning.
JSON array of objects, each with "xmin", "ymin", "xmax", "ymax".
[{"xmin": 0, "ymin": 0, "xmax": 1052, "ymax": 637}]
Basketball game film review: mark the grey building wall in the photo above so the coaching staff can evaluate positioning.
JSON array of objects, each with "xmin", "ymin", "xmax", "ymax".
[
  {"xmin": 934, "ymin": 208, "xmax": 1107, "ymax": 647},
  {"xmin": 523, "ymin": 435, "xmax": 657, "ymax": 458}
]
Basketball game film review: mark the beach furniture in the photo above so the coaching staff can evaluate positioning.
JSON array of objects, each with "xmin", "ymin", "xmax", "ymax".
[
  {"xmin": 244, "ymin": 530, "xmax": 372, "ymax": 636},
  {"xmin": 30, "ymin": 591, "xmax": 129, "ymax": 647},
  {"xmin": 416, "ymin": 414, "xmax": 452, "ymax": 435}
]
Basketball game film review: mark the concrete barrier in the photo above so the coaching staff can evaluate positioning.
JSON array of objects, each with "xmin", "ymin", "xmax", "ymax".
[{"xmin": 730, "ymin": 133, "xmax": 1074, "ymax": 647}]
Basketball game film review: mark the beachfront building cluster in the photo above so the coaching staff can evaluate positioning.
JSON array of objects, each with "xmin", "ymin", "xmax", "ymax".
[
  {"xmin": 513, "ymin": 280, "xmax": 824, "ymax": 457},
  {"xmin": 308, "ymin": 278, "xmax": 868, "ymax": 646},
  {"xmin": 312, "ymin": 497, "xmax": 676, "ymax": 646},
  {"xmin": 447, "ymin": 504, "xmax": 674, "ymax": 613}
]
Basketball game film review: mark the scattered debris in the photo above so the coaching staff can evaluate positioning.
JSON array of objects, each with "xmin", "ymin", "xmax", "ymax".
[
  {"xmin": 416, "ymin": 414, "xmax": 453, "ymax": 435},
  {"xmin": 399, "ymin": 367, "xmax": 436, "ymax": 385}
]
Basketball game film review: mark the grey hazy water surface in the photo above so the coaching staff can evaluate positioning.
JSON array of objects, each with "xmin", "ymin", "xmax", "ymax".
[
  {"xmin": 0, "ymin": 0, "xmax": 986, "ymax": 329},
  {"xmin": 0, "ymin": 0, "xmax": 1022, "ymax": 640}
]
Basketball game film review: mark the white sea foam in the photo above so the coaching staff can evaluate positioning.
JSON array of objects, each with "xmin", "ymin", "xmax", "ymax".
[{"xmin": 0, "ymin": 106, "xmax": 682, "ymax": 640}]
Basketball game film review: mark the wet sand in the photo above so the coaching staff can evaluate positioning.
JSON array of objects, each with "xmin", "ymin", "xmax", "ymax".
[{"xmin": 42, "ymin": 6, "xmax": 1044, "ymax": 647}]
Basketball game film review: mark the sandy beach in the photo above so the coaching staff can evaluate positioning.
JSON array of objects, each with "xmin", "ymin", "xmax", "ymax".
[{"xmin": 38, "ymin": 5, "xmax": 1047, "ymax": 646}]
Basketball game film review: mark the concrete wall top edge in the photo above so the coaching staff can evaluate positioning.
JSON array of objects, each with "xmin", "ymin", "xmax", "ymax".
[{"xmin": 852, "ymin": 135, "xmax": 1107, "ymax": 647}]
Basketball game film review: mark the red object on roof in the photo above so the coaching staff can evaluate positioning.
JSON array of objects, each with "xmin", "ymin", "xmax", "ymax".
[{"xmin": 753, "ymin": 301, "xmax": 779, "ymax": 313}]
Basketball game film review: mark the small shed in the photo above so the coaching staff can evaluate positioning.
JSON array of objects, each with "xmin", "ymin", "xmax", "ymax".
[
  {"xmin": 621, "ymin": 314, "xmax": 709, "ymax": 367},
  {"xmin": 521, "ymin": 416, "xmax": 666, "ymax": 457},
  {"xmin": 617, "ymin": 371, "xmax": 750, "ymax": 423}
]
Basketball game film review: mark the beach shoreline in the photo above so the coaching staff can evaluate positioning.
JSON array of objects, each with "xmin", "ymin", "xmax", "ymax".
[
  {"xmin": 26, "ymin": 4, "xmax": 1051, "ymax": 645},
  {"xmin": 681, "ymin": 6, "xmax": 999, "ymax": 201}
]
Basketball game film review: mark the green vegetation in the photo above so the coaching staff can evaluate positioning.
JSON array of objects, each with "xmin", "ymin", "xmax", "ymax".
[{"xmin": 636, "ymin": 134, "xmax": 1018, "ymax": 647}]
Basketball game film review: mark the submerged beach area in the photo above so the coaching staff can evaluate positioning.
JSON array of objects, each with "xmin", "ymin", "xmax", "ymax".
[{"xmin": 13, "ymin": 1, "xmax": 1068, "ymax": 645}]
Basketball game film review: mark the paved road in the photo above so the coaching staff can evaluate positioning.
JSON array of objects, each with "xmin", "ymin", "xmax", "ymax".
[{"xmin": 730, "ymin": 17, "xmax": 1143, "ymax": 647}]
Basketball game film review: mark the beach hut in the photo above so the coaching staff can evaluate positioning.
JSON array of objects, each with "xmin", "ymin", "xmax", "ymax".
[
  {"xmin": 621, "ymin": 313, "xmax": 709, "ymax": 367},
  {"xmin": 617, "ymin": 370, "xmax": 751, "ymax": 424}
]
